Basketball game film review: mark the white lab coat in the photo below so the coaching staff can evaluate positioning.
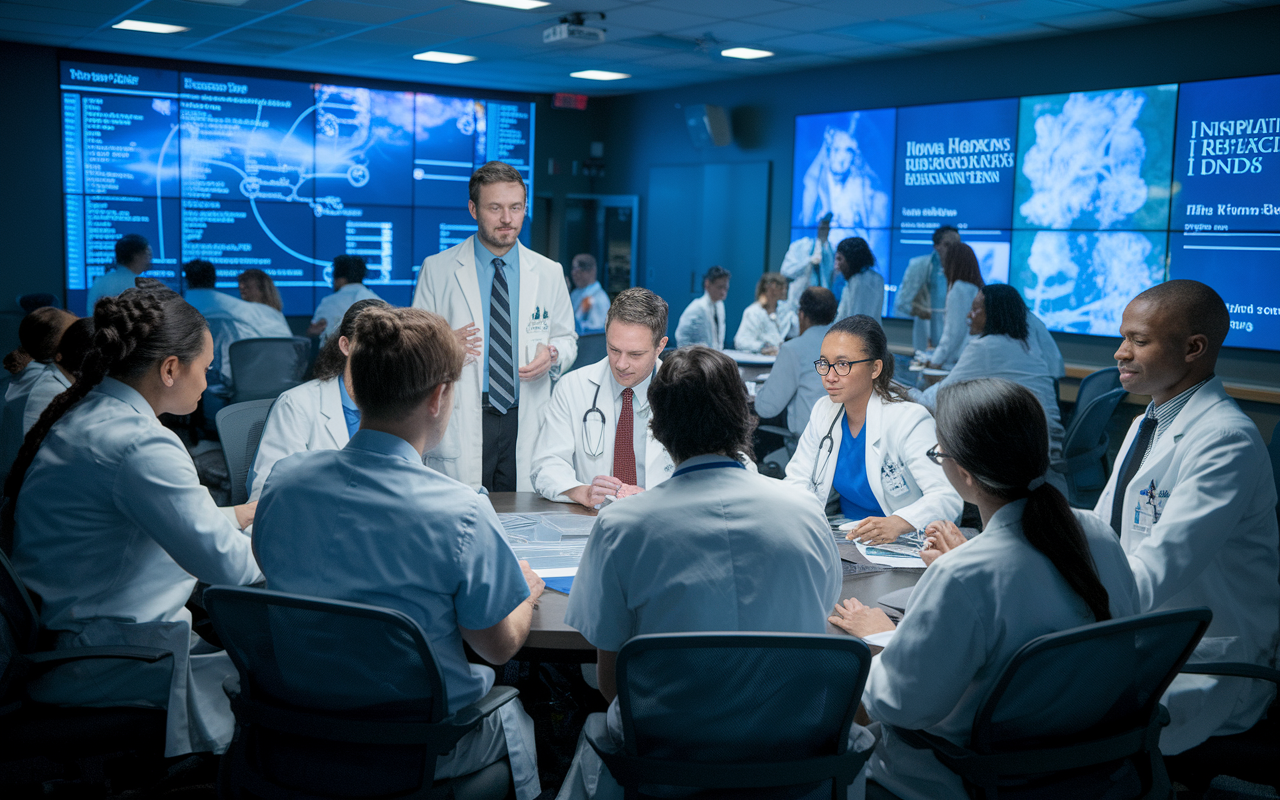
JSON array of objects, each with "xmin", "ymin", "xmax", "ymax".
[
  {"xmin": 674, "ymin": 292, "xmax": 726, "ymax": 350},
  {"xmin": 784, "ymin": 393, "xmax": 962, "ymax": 528},
  {"xmin": 530, "ymin": 357, "xmax": 675, "ymax": 502},
  {"xmin": 780, "ymin": 236, "xmax": 835, "ymax": 307},
  {"xmin": 733, "ymin": 302, "xmax": 796, "ymax": 353},
  {"xmin": 894, "ymin": 253, "xmax": 947, "ymax": 354},
  {"xmin": 413, "ymin": 236, "xmax": 577, "ymax": 491},
  {"xmin": 836, "ymin": 269, "xmax": 885, "ymax": 324},
  {"xmin": 863, "ymin": 500, "xmax": 1141, "ymax": 800},
  {"xmin": 22, "ymin": 363, "xmax": 72, "ymax": 434},
  {"xmin": 1094, "ymin": 377, "xmax": 1280, "ymax": 753},
  {"xmin": 11, "ymin": 377, "xmax": 262, "ymax": 756},
  {"xmin": 929, "ymin": 281, "xmax": 980, "ymax": 369},
  {"xmin": 247, "ymin": 377, "xmax": 348, "ymax": 501},
  {"xmin": 0, "ymin": 361, "xmax": 46, "ymax": 475}
]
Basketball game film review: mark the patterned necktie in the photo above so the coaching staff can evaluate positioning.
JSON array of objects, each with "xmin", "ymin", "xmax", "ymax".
[
  {"xmin": 613, "ymin": 388, "xmax": 637, "ymax": 486},
  {"xmin": 1109, "ymin": 416, "xmax": 1158, "ymax": 535},
  {"xmin": 487, "ymin": 258, "xmax": 516, "ymax": 414}
]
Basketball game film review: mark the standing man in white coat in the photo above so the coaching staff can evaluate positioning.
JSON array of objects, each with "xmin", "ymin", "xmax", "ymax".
[
  {"xmin": 674, "ymin": 266, "xmax": 730, "ymax": 350},
  {"xmin": 413, "ymin": 161, "xmax": 577, "ymax": 492},
  {"xmin": 1096, "ymin": 279, "xmax": 1278, "ymax": 754},
  {"xmin": 894, "ymin": 226, "xmax": 957, "ymax": 353},
  {"xmin": 532, "ymin": 288, "xmax": 674, "ymax": 508},
  {"xmin": 780, "ymin": 212, "xmax": 841, "ymax": 306}
]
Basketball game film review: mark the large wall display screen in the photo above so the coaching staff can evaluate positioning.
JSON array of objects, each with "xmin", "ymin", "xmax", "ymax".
[
  {"xmin": 62, "ymin": 60, "xmax": 534, "ymax": 316},
  {"xmin": 792, "ymin": 72, "xmax": 1280, "ymax": 350}
]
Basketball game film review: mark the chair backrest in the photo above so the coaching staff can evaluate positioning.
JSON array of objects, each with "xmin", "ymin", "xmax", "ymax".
[
  {"xmin": 571, "ymin": 332, "xmax": 607, "ymax": 372},
  {"xmin": 1061, "ymin": 387, "xmax": 1126, "ymax": 460},
  {"xmin": 215, "ymin": 398, "xmax": 278, "ymax": 506},
  {"xmin": 204, "ymin": 586, "xmax": 446, "ymax": 719},
  {"xmin": 615, "ymin": 631, "xmax": 870, "ymax": 791},
  {"xmin": 228, "ymin": 337, "xmax": 311, "ymax": 403},
  {"xmin": 1070, "ymin": 367, "xmax": 1122, "ymax": 428},
  {"xmin": 973, "ymin": 607, "xmax": 1211, "ymax": 754}
]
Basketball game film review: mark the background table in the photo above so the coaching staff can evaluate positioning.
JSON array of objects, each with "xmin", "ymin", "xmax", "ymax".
[{"xmin": 488, "ymin": 493, "xmax": 922, "ymax": 654}]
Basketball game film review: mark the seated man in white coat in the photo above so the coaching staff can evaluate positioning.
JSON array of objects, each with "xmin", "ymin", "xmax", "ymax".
[
  {"xmin": 1097, "ymin": 279, "xmax": 1278, "ymax": 754},
  {"xmin": 413, "ymin": 161, "xmax": 577, "ymax": 492},
  {"xmin": 674, "ymin": 265, "xmax": 729, "ymax": 350},
  {"xmin": 532, "ymin": 288, "xmax": 674, "ymax": 508},
  {"xmin": 254, "ymin": 306, "xmax": 544, "ymax": 800},
  {"xmin": 555, "ymin": 345, "xmax": 853, "ymax": 800}
]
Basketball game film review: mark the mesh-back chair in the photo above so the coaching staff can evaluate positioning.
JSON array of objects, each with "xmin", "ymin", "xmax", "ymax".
[
  {"xmin": 215, "ymin": 399, "xmax": 277, "ymax": 506},
  {"xmin": 891, "ymin": 607, "xmax": 1212, "ymax": 800},
  {"xmin": 203, "ymin": 586, "xmax": 518, "ymax": 800},
  {"xmin": 1057, "ymin": 387, "xmax": 1127, "ymax": 508},
  {"xmin": 228, "ymin": 337, "xmax": 311, "ymax": 404},
  {"xmin": 1068, "ymin": 367, "xmax": 1122, "ymax": 429},
  {"xmin": 570, "ymin": 332, "xmax": 606, "ymax": 372},
  {"xmin": 1270, "ymin": 424, "xmax": 1280, "ymax": 526},
  {"xmin": 587, "ymin": 632, "xmax": 873, "ymax": 800},
  {"xmin": 0, "ymin": 547, "xmax": 169, "ymax": 767}
]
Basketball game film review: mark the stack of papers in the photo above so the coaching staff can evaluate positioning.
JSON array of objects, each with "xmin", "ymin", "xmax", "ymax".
[{"xmin": 498, "ymin": 513, "xmax": 596, "ymax": 578}]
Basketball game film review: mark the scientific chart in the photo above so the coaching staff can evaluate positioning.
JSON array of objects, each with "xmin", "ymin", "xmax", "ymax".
[
  {"xmin": 791, "ymin": 73, "xmax": 1280, "ymax": 350},
  {"xmin": 62, "ymin": 60, "xmax": 534, "ymax": 315}
]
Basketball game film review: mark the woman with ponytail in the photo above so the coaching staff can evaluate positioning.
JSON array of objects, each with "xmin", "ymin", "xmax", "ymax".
[
  {"xmin": 7, "ymin": 288, "xmax": 262, "ymax": 758},
  {"xmin": 828, "ymin": 378, "xmax": 1140, "ymax": 800},
  {"xmin": 0, "ymin": 306, "xmax": 76, "ymax": 473},
  {"xmin": 21, "ymin": 316, "xmax": 94, "ymax": 434}
]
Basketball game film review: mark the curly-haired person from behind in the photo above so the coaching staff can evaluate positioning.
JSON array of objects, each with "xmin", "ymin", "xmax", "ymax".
[
  {"xmin": 253, "ymin": 306, "xmax": 545, "ymax": 800},
  {"xmin": 6, "ymin": 288, "xmax": 262, "ymax": 757}
]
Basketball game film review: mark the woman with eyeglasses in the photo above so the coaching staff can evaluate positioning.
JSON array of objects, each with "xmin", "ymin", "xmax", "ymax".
[
  {"xmin": 784, "ymin": 315, "xmax": 961, "ymax": 544},
  {"xmin": 828, "ymin": 378, "xmax": 1139, "ymax": 800}
]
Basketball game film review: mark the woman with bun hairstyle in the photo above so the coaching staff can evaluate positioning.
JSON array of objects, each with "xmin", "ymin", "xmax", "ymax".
[
  {"xmin": 1, "ymin": 306, "xmax": 77, "ymax": 475},
  {"xmin": 6, "ymin": 288, "xmax": 262, "ymax": 757},
  {"xmin": 829, "ymin": 378, "xmax": 1139, "ymax": 800},
  {"xmin": 22, "ymin": 316, "xmax": 95, "ymax": 434},
  {"xmin": 247, "ymin": 296, "xmax": 388, "ymax": 500}
]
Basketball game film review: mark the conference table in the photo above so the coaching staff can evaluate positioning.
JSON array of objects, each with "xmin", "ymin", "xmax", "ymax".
[{"xmin": 488, "ymin": 492, "xmax": 923, "ymax": 657}]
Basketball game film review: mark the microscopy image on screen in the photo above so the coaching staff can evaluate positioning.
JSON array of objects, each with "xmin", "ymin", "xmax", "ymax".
[
  {"xmin": 1009, "ymin": 230, "xmax": 1167, "ymax": 335},
  {"xmin": 314, "ymin": 84, "xmax": 414, "ymax": 209},
  {"xmin": 1169, "ymin": 231, "xmax": 1280, "ymax": 350},
  {"xmin": 894, "ymin": 98, "xmax": 1019, "ymax": 231},
  {"xmin": 179, "ymin": 72, "xmax": 316, "ymax": 205},
  {"xmin": 1014, "ymin": 85, "xmax": 1178, "ymax": 231},
  {"xmin": 793, "ymin": 107, "xmax": 895, "ymax": 234},
  {"xmin": 316, "ymin": 205, "xmax": 414, "ymax": 307},
  {"xmin": 181, "ymin": 198, "xmax": 318, "ymax": 315},
  {"xmin": 1171, "ymin": 73, "xmax": 1280, "ymax": 233},
  {"xmin": 887, "ymin": 229, "xmax": 1010, "ymax": 320},
  {"xmin": 414, "ymin": 94, "xmax": 483, "ymax": 208}
]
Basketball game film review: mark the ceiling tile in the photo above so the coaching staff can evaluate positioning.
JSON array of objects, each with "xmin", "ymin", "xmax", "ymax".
[
  {"xmin": 283, "ymin": 0, "xmax": 424, "ymax": 25},
  {"xmin": 832, "ymin": 20, "xmax": 953, "ymax": 42},
  {"xmin": 759, "ymin": 31, "xmax": 868, "ymax": 52},
  {"xmin": 808, "ymin": 0, "xmax": 957, "ymax": 20},
  {"xmin": 1124, "ymin": 0, "xmax": 1247, "ymax": 16},
  {"xmin": 743, "ymin": 5, "xmax": 882, "ymax": 33},
  {"xmin": 978, "ymin": 0, "xmax": 1108, "ymax": 21},
  {"xmin": 599, "ymin": 5, "xmax": 720, "ymax": 33},
  {"xmin": 3, "ymin": 18, "xmax": 96, "ymax": 38},
  {"xmin": 670, "ymin": 19, "xmax": 789, "ymax": 45},
  {"xmin": 1038, "ymin": 8, "xmax": 1144, "ymax": 28},
  {"xmin": 347, "ymin": 26, "xmax": 452, "ymax": 47},
  {"xmin": 647, "ymin": 0, "xmax": 794, "ymax": 15},
  {"xmin": 900, "ymin": 7, "xmax": 1023, "ymax": 33}
]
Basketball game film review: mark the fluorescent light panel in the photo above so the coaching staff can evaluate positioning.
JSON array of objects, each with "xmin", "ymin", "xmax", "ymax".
[
  {"xmin": 465, "ymin": 0, "xmax": 550, "ymax": 9},
  {"xmin": 413, "ymin": 51, "xmax": 477, "ymax": 64},
  {"xmin": 721, "ymin": 47, "xmax": 773, "ymax": 60},
  {"xmin": 570, "ymin": 70, "xmax": 630, "ymax": 81},
  {"xmin": 112, "ymin": 19, "xmax": 190, "ymax": 34}
]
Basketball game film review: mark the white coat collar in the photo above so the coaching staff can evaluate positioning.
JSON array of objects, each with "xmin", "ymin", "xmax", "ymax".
[
  {"xmin": 318, "ymin": 377, "xmax": 349, "ymax": 445},
  {"xmin": 587, "ymin": 356, "xmax": 659, "ymax": 413},
  {"xmin": 1153, "ymin": 375, "xmax": 1228, "ymax": 446},
  {"xmin": 818, "ymin": 391, "xmax": 888, "ymax": 448}
]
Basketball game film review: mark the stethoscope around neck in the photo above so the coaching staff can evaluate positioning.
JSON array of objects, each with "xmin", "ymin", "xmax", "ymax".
[
  {"xmin": 582, "ymin": 368, "xmax": 656, "ymax": 459},
  {"xmin": 809, "ymin": 407, "xmax": 846, "ymax": 493}
]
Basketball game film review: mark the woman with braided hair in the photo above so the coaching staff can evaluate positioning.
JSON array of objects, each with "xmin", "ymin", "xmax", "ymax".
[{"xmin": 6, "ymin": 287, "xmax": 262, "ymax": 757}]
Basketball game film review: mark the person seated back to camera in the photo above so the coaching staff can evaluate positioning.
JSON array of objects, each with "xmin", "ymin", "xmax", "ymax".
[
  {"xmin": 309, "ymin": 254, "xmax": 383, "ymax": 345},
  {"xmin": 254, "ymin": 306, "xmax": 545, "ymax": 800},
  {"xmin": 555, "ymin": 345, "xmax": 850, "ymax": 800},
  {"xmin": 183, "ymin": 259, "xmax": 291, "ymax": 385},
  {"xmin": 23, "ymin": 317, "xmax": 95, "ymax": 435}
]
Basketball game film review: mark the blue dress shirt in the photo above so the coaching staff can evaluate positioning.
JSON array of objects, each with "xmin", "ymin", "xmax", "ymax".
[
  {"xmin": 474, "ymin": 238, "xmax": 521, "ymax": 400},
  {"xmin": 337, "ymin": 375, "xmax": 360, "ymax": 438}
]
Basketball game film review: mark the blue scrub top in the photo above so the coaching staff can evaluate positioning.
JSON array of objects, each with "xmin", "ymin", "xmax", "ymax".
[{"xmin": 832, "ymin": 419, "xmax": 884, "ymax": 520}]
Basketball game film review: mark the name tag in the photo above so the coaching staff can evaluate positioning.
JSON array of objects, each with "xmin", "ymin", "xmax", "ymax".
[{"xmin": 882, "ymin": 460, "xmax": 911, "ymax": 498}]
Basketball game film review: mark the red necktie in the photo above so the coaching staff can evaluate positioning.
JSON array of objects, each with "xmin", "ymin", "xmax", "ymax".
[{"xmin": 613, "ymin": 388, "xmax": 637, "ymax": 486}]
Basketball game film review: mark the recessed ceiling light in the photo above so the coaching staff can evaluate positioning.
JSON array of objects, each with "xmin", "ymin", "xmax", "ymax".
[
  {"xmin": 721, "ymin": 47, "xmax": 773, "ymax": 60},
  {"xmin": 465, "ymin": 0, "xmax": 550, "ymax": 9},
  {"xmin": 112, "ymin": 20, "xmax": 190, "ymax": 34},
  {"xmin": 413, "ymin": 51, "xmax": 477, "ymax": 64},
  {"xmin": 570, "ymin": 70, "xmax": 630, "ymax": 81}
]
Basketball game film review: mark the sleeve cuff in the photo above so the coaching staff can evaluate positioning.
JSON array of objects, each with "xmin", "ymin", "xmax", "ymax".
[
  {"xmin": 219, "ymin": 505, "xmax": 242, "ymax": 529},
  {"xmin": 862, "ymin": 630, "xmax": 895, "ymax": 648}
]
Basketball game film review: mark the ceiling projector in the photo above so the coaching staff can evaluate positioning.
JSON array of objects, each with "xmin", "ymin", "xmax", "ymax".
[{"xmin": 544, "ymin": 12, "xmax": 606, "ymax": 45}]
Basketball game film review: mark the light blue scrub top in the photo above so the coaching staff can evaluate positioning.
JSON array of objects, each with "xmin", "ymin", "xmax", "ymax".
[
  {"xmin": 474, "ymin": 238, "xmax": 520, "ymax": 399},
  {"xmin": 831, "ymin": 419, "xmax": 884, "ymax": 520},
  {"xmin": 337, "ymin": 375, "xmax": 360, "ymax": 437}
]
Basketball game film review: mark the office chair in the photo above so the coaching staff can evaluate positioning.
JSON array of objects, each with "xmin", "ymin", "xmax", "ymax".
[
  {"xmin": 1066, "ymin": 367, "xmax": 1122, "ymax": 430},
  {"xmin": 204, "ymin": 586, "xmax": 518, "ymax": 800},
  {"xmin": 1056, "ymin": 387, "xmax": 1127, "ymax": 508},
  {"xmin": 758, "ymin": 424, "xmax": 800, "ymax": 477},
  {"xmin": 586, "ymin": 631, "xmax": 873, "ymax": 800},
  {"xmin": 215, "ymin": 398, "xmax": 277, "ymax": 506},
  {"xmin": 889, "ymin": 607, "xmax": 1211, "ymax": 800},
  {"xmin": 227, "ymin": 337, "xmax": 311, "ymax": 404}
]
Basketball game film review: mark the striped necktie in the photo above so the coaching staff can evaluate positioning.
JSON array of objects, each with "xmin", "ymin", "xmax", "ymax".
[{"xmin": 488, "ymin": 258, "xmax": 516, "ymax": 414}]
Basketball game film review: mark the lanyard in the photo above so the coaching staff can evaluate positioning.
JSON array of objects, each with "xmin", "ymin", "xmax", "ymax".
[{"xmin": 672, "ymin": 461, "xmax": 748, "ymax": 478}]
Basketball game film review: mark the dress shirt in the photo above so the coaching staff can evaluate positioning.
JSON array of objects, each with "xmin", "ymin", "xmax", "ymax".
[
  {"xmin": 337, "ymin": 375, "xmax": 361, "ymax": 438},
  {"xmin": 570, "ymin": 281, "xmax": 610, "ymax": 334},
  {"xmin": 607, "ymin": 367, "xmax": 650, "ymax": 486},
  {"xmin": 474, "ymin": 238, "xmax": 521, "ymax": 398}
]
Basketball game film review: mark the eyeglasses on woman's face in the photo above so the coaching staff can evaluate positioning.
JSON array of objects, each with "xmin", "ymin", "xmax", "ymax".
[
  {"xmin": 814, "ymin": 357, "xmax": 874, "ymax": 376},
  {"xmin": 926, "ymin": 445, "xmax": 954, "ymax": 466}
]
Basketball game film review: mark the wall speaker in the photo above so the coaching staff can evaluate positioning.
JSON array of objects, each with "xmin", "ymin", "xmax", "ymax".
[{"xmin": 684, "ymin": 104, "xmax": 732, "ymax": 148}]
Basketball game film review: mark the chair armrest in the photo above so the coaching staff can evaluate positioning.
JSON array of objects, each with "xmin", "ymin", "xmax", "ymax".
[
  {"xmin": 439, "ymin": 685, "xmax": 519, "ymax": 729},
  {"xmin": 26, "ymin": 646, "xmax": 173, "ymax": 668},
  {"xmin": 1054, "ymin": 435, "xmax": 1109, "ymax": 474},
  {"xmin": 1181, "ymin": 662, "xmax": 1280, "ymax": 685}
]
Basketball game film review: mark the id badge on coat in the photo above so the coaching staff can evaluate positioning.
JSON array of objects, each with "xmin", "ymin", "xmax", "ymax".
[
  {"xmin": 882, "ymin": 460, "xmax": 911, "ymax": 498},
  {"xmin": 1131, "ymin": 479, "xmax": 1169, "ymax": 535}
]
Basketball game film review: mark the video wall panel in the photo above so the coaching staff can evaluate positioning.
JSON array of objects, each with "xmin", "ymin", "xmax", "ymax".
[
  {"xmin": 793, "ymin": 72, "xmax": 1280, "ymax": 350},
  {"xmin": 62, "ymin": 60, "xmax": 534, "ymax": 316}
]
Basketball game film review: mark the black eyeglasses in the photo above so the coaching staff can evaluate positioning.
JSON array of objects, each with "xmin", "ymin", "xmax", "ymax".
[
  {"xmin": 814, "ymin": 357, "xmax": 874, "ymax": 376},
  {"xmin": 926, "ymin": 445, "xmax": 953, "ymax": 466}
]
